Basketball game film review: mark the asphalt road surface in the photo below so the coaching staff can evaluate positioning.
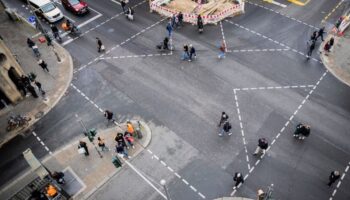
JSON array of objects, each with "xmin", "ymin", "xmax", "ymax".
[{"xmin": 1, "ymin": 0, "xmax": 350, "ymax": 199}]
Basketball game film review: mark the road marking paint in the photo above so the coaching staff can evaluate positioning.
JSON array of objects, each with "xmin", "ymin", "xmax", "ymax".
[
  {"xmin": 246, "ymin": 1, "xmax": 316, "ymax": 29},
  {"xmin": 73, "ymin": 18, "xmax": 166, "ymax": 74},
  {"xmin": 322, "ymin": 0, "xmax": 345, "ymax": 22},
  {"xmin": 226, "ymin": 20, "xmax": 322, "ymax": 63},
  {"xmin": 231, "ymin": 71, "xmax": 329, "ymax": 196},
  {"xmin": 219, "ymin": 21, "xmax": 228, "ymax": 52},
  {"xmin": 330, "ymin": 161, "xmax": 350, "ymax": 199}
]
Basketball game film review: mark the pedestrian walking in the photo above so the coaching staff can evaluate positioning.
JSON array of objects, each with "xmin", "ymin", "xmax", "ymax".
[
  {"xmin": 97, "ymin": 136, "xmax": 109, "ymax": 151},
  {"xmin": 171, "ymin": 14, "xmax": 177, "ymax": 28},
  {"xmin": 189, "ymin": 44, "xmax": 196, "ymax": 61},
  {"xmin": 32, "ymin": 45, "xmax": 41, "ymax": 57},
  {"xmin": 218, "ymin": 41, "xmax": 226, "ymax": 59},
  {"xmin": 293, "ymin": 123, "xmax": 310, "ymax": 140},
  {"xmin": 34, "ymin": 80, "xmax": 45, "ymax": 96},
  {"xmin": 115, "ymin": 132, "xmax": 127, "ymax": 147},
  {"xmin": 104, "ymin": 110, "xmax": 114, "ymax": 125},
  {"xmin": 218, "ymin": 112, "xmax": 229, "ymax": 127},
  {"xmin": 27, "ymin": 38, "xmax": 35, "ymax": 48},
  {"xmin": 316, "ymin": 27, "xmax": 325, "ymax": 41},
  {"xmin": 197, "ymin": 15, "xmax": 204, "ymax": 33},
  {"xmin": 306, "ymin": 40, "xmax": 315, "ymax": 59},
  {"xmin": 181, "ymin": 44, "xmax": 189, "ymax": 60},
  {"xmin": 51, "ymin": 24, "xmax": 61, "ymax": 41},
  {"xmin": 233, "ymin": 172, "xmax": 244, "ymax": 188},
  {"xmin": 166, "ymin": 22, "xmax": 173, "ymax": 37},
  {"xmin": 219, "ymin": 121, "xmax": 232, "ymax": 136},
  {"xmin": 38, "ymin": 59, "xmax": 49, "ymax": 72},
  {"xmin": 27, "ymin": 84, "xmax": 39, "ymax": 98},
  {"xmin": 310, "ymin": 31, "xmax": 317, "ymax": 42},
  {"xmin": 327, "ymin": 171, "xmax": 340, "ymax": 186},
  {"xmin": 323, "ymin": 37, "xmax": 334, "ymax": 53},
  {"xmin": 78, "ymin": 141, "xmax": 89, "ymax": 156},
  {"xmin": 163, "ymin": 37, "xmax": 169, "ymax": 50},
  {"xmin": 124, "ymin": 131, "xmax": 135, "ymax": 149},
  {"xmin": 126, "ymin": 121, "xmax": 135, "ymax": 135},
  {"xmin": 96, "ymin": 37, "xmax": 104, "ymax": 53},
  {"xmin": 253, "ymin": 138, "xmax": 268, "ymax": 156},
  {"xmin": 116, "ymin": 143, "xmax": 130, "ymax": 158},
  {"xmin": 177, "ymin": 12, "xmax": 183, "ymax": 27},
  {"xmin": 18, "ymin": 80, "xmax": 27, "ymax": 96},
  {"xmin": 21, "ymin": 75, "xmax": 30, "ymax": 87},
  {"xmin": 121, "ymin": 0, "xmax": 126, "ymax": 12}
]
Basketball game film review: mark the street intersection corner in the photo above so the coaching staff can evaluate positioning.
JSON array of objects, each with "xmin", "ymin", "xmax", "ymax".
[
  {"xmin": 0, "ymin": 120, "xmax": 152, "ymax": 200},
  {"xmin": 0, "ymin": 9, "xmax": 74, "ymax": 147}
]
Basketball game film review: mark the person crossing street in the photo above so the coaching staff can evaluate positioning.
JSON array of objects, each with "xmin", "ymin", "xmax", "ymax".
[
  {"xmin": 233, "ymin": 172, "xmax": 244, "ymax": 189},
  {"xmin": 253, "ymin": 138, "xmax": 268, "ymax": 156},
  {"xmin": 327, "ymin": 170, "xmax": 340, "ymax": 187},
  {"xmin": 219, "ymin": 121, "xmax": 232, "ymax": 136},
  {"xmin": 218, "ymin": 112, "xmax": 229, "ymax": 127}
]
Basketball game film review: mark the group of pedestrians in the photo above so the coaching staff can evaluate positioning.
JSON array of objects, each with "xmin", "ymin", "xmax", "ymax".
[
  {"xmin": 181, "ymin": 44, "xmax": 196, "ymax": 61},
  {"xmin": 307, "ymin": 27, "xmax": 334, "ymax": 59},
  {"xmin": 114, "ymin": 121, "xmax": 136, "ymax": 158},
  {"xmin": 217, "ymin": 112, "xmax": 342, "ymax": 190}
]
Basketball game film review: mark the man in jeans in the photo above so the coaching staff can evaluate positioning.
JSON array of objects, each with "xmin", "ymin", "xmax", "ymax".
[{"xmin": 253, "ymin": 138, "xmax": 268, "ymax": 156}]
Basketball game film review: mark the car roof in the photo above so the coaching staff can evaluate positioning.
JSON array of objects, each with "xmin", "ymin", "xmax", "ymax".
[{"xmin": 29, "ymin": 0, "xmax": 54, "ymax": 7}]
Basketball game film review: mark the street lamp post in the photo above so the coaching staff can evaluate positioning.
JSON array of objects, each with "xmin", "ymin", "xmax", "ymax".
[{"xmin": 160, "ymin": 179, "xmax": 171, "ymax": 200}]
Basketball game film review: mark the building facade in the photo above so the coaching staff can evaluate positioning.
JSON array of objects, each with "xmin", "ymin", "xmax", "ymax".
[{"xmin": 0, "ymin": 38, "xmax": 25, "ymax": 109}]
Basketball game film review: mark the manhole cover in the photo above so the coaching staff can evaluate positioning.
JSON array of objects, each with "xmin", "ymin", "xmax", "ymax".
[{"xmin": 35, "ymin": 111, "xmax": 44, "ymax": 119}]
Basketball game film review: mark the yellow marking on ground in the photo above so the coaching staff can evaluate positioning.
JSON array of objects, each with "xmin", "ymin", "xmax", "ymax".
[
  {"xmin": 322, "ymin": 0, "xmax": 344, "ymax": 23},
  {"xmin": 288, "ymin": 0, "xmax": 311, "ymax": 6}
]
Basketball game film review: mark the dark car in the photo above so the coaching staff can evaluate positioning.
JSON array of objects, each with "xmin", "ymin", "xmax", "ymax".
[{"xmin": 61, "ymin": 0, "xmax": 88, "ymax": 15}]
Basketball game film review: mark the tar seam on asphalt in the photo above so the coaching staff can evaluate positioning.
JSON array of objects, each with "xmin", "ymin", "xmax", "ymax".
[
  {"xmin": 147, "ymin": 149, "xmax": 206, "ymax": 199},
  {"xmin": 329, "ymin": 161, "xmax": 350, "ymax": 200},
  {"xmin": 32, "ymin": 131, "xmax": 53, "ymax": 155},
  {"xmin": 224, "ymin": 20, "xmax": 323, "ymax": 63},
  {"xmin": 245, "ymin": 1, "xmax": 318, "ymax": 29},
  {"xmin": 230, "ymin": 71, "xmax": 328, "ymax": 196},
  {"xmin": 73, "ymin": 18, "xmax": 167, "ymax": 74},
  {"xmin": 322, "ymin": 0, "xmax": 345, "ymax": 23},
  {"xmin": 70, "ymin": 83, "xmax": 206, "ymax": 198}
]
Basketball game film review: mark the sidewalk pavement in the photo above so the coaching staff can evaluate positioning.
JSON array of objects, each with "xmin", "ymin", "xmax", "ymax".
[
  {"xmin": 320, "ymin": 28, "xmax": 350, "ymax": 87},
  {"xmin": 0, "ymin": 120, "xmax": 152, "ymax": 200},
  {"xmin": 0, "ymin": 8, "xmax": 73, "ymax": 147}
]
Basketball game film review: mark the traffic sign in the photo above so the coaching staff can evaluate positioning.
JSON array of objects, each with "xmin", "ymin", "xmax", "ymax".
[{"xmin": 28, "ymin": 15, "xmax": 36, "ymax": 25}]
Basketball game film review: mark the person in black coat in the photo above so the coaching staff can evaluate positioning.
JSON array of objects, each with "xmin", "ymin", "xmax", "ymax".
[
  {"xmin": 78, "ymin": 141, "xmax": 89, "ymax": 156},
  {"xmin": 328, "ymin": 171, "xmax": 340, "ymax": 186},
  {"xmin": 197, "ymin": 15, "xmax": 204, "ymax": 33},
  {"xmin": 316, "ymin": 27, "xmax": 325, "ymax": 41},
  {"xmin": 218, "ymin": 112, "xmax": 229, "ymax": 127},
  {"xmin": 253, "ymin": 138, "xmax": 268, "ymax": 155},
  {"xmin": 294, "ymin": 123, "xmax": 310, "ymax": 140},
  {"xmin": 233, "ymin": 172, "xmax": 244, "ymax": 188},
  {"xmin": 27, "ymin": 38, "xmax": 35, "ymax": 48},
  {"xmin": 219, "ymin": 121, "xmax": 232, "ymax": 136}
]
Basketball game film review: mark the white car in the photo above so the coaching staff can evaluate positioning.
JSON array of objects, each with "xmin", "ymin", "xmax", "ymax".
[{"xmin": 28, "ymin": 0, "xmax": 64, "ymax": 23}]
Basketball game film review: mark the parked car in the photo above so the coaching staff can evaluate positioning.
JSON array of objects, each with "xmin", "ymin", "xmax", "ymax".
[
  {"xmin": 28, "ymin": 0, "xmax": 64, "ymax": 23},
  {"xmin": 61, "ymin": 0, "xmax": 89, "ymax": 15}
]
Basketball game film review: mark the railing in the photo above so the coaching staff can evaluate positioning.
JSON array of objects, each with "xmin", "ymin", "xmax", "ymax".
[{"xmin": 150, "ymin": 1, "xmax": 245, "ymax": 25}]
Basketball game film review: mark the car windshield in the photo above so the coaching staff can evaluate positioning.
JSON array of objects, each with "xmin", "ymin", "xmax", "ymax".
[
  {"xmin": 68, "ymin": 0, "xmax": 81, "ymax": 5},
  {"xmin": 41, "ymin": 3, "xmax": 56, "ymax": 13}
]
